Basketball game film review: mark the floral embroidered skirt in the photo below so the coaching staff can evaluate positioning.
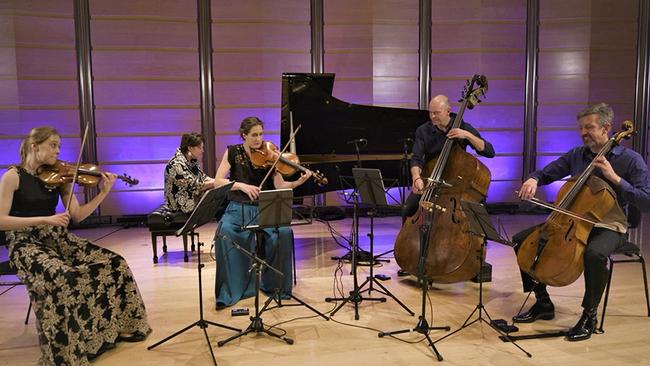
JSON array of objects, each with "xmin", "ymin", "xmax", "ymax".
[
  {"xmin": 7, "ymin": 225, "xmax": 151, "ymax": 366},
  {"xmin": 213, "ymin": 201, "xmax": 293, "ymax": 308}
]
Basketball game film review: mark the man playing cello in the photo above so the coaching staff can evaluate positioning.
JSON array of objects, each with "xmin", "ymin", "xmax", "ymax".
[{"xmin": 513, "ymin": 103, "xmax": 650, "ymax": 341}]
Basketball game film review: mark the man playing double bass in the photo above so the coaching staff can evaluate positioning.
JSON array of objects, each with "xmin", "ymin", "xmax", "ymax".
[
  {"xmin": 403, "ymin": 94, "xmax": 496, "ymax": 220},
  {"xmin": 513, "ymin": 103, "xmax": 650, "ymax": 341}
]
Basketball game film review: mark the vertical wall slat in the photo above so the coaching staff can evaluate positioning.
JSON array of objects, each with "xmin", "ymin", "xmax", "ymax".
[
  {"xmin": 198, "ymin": 0, "xmax": 216, "ymax": 177},
  {"xmin": 523, "ymin": 0, "xmax": 539, "ymax": 179}
]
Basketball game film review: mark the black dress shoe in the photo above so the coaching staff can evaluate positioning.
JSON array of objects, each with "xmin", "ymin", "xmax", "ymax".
[
  {"xmin": 116, "ymin": 331, "xmax": 147, "ymax": 343},
  {"xmin": 397, "ymin": 269, "xmax": 410, "ymax": 277},
  {"xmin": 566, "ymin": 311, "xmax": 597, "ymax": 342},
  {"xmin": 512, "ymin": 300, "xmax": 555, "ymax": 323}
]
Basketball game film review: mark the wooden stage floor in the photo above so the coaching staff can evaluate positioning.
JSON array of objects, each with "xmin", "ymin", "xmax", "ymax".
[{"xmin": 1, "ymin": 214, "xmax": 649, "ymax": 365}]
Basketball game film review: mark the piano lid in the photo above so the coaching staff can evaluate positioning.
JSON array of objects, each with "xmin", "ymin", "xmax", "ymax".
[
  {"xmin": 280, "ymin": 73, "xmax": 429, "ymax": 194},
  {"xmin": 281, "ymin": 73, "xmax": 429, "ymax": 157}
]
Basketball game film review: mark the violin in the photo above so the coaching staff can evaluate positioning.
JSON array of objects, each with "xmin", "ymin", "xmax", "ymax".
[
  {"xmin": 250, "ymin": 141, "xmax": 328, "ymax": 186},
  {"xmin": 36, "ymin": 160, "xmax": 139, "ymax": 188}
]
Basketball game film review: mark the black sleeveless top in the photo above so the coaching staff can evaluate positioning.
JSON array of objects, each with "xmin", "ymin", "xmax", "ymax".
[
  {"xmin": 227, "ymin": 144, "xmax": 274, "ymax": 203},
  {"xmin": 10, "ymin": 167, "xmax": 60, "ymax": 217}
]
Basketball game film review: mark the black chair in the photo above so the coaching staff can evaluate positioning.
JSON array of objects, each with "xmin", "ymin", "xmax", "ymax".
[
  {"xmin": 0, "ymin": 232, "xmax": 31, "ymax": 324},
  {"xmin": 147, "ymin": 204, "xmax": 199, "ymax": 264},
  {"xmin": 598, "ymin": 206, "xmax": 650, "ymax": 332}
]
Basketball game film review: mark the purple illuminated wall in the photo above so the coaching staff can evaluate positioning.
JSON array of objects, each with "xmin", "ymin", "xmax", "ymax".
[
  {"xmin": 535, "ymin": 0, "xmax": 639, "ymax": 202},
  {"xmin": 430, "ymin": 1, "xmax": 527, "ymax": 202},
  {"xmin": 0, "ymin": 0, "xmax": 645, "ymax": 216},
  {"xmin": 211, "ymin": 0, "xmax": 311, "ymax": 160}
]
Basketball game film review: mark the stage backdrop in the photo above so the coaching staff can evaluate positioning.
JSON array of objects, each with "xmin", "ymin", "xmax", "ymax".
[{"xmin": 0, "ymin": 0, "xmax": 643, "ymax": 216}]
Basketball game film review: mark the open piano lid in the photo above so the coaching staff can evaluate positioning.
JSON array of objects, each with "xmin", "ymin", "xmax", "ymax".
[{"xmin": 281, "ymin": 73, "xmax": 429, "ymax": 195}]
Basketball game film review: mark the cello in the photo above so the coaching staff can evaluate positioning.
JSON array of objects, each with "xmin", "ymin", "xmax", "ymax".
[
  {"xmin": 394, "ymin": 75, "xmax": 491, "ymax": 283},
  {"xmin": 517, "ymin": 121, "xmax": 635, "ymax": 287}
]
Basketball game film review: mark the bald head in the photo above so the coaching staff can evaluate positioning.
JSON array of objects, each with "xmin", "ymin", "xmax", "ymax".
[{"xmin": 428, "ymin": 95, "xmax": 452, "ymax": 129}]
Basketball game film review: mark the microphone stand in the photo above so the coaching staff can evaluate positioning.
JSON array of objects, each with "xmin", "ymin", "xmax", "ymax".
[{"xmin": 378, "ymin": 181, "xmax": 450, "ymax": 361}]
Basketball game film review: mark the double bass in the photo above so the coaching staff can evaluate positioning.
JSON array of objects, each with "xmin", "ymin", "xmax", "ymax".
[
  {"xmin": 517, "ymin": 121, "xmax": 635, "ymax": 287},
  {"xmin": 394, "ymin": 75, "xmax": 491, "ymax": 283}
]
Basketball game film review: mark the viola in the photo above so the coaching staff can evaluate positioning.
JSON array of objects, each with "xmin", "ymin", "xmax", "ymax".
[
  {"xmin": 250, "ymin": 141, "xmax": 328, "ymax": 186},
  {"xmin": 36, "ymin": 160, "xmax": 139, "ymax": 188}
]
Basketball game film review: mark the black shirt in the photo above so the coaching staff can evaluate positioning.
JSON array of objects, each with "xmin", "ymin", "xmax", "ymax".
[
  {"xmin": 410, "ymin": 113, "xmax": 495, "ymax": 169},
  {"xmin": 226, "ymin": 144, "xmax": 274, "ymax": 203},
  {"xmin": 10, "ymin": 167, "xmax": 60, "ymax": 217}
]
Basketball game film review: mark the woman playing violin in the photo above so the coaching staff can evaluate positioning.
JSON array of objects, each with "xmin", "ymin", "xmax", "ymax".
[
  {"xmin": 212, "ymin": 117, "xmax": 311, "ymax": 309},
  {"xmin": 0, "ymin": 126, "xmax": 150, "ymax": 365},
  {"xmin": 511, "ymin": 103, "xmax": 650, "ymax": 341}
]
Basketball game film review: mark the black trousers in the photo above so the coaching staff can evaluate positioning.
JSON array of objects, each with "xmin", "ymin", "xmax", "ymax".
[{"xmin": 513, "ymin": 225, "xmax": 626, "ymax": 311}]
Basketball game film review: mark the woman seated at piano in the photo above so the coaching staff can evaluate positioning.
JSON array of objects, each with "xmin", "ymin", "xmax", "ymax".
[
  {"xmin": 212, "ymin": 117, "xmax": 311, "ymax": 309},
  {"xmin": 164, "ymin": 132, "xmax": 217, "ymax": 214}
]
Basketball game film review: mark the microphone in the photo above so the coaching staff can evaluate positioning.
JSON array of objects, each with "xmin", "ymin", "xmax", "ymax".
[
  {"xmin": 397, "ymin": 138, "xmax": 413, "ymax": 144},
  {"xmin": 346, "ymin": 138, "xmax": 368, "ymax": 145}
]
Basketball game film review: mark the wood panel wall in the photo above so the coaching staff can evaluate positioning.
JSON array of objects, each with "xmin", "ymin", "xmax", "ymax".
[
  {"xmin": 0, "ymin": 0, "xmax": 646, "ymax": 216},
  {"xmin": 324, "ymin": 0, "xmax": 419, "ymax": 109},
  {"xmin": 89, "ymin": 0, "xmax": 200, "ymax": 215},
  {"xmin": 430, "ymin": 0, "xmax": 527, "ymax": 202},
  {"xmin": 211, "ymin": 0, "xmax": 311, "ymax": 162},
  {"xmin": 535, "ymin": 0, "xmax": 639, "ymax": 201},
  {"xmin": 0, "ymin": 0, "xmax": 80, "ymax": 171}
]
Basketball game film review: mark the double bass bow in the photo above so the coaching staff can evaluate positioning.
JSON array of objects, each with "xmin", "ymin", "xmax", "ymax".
[
  {"xmin": 394, "ymin": 75, "xmax": 491, "ymax": 283},
  {"xmin": 517, "ymin": 121, "xmax": 635, "ymax": 287}
]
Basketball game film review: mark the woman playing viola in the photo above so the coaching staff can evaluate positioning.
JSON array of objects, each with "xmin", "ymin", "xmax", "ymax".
[
  {"xmin": 0, "ymin": 126, "xmax": 151, "ymax": 365},
  {"xmin": 212, "ymin": 117, "xmax": 311, "ymax": 309}
]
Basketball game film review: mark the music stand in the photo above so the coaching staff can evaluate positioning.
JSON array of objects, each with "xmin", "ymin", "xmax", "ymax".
[
  {"xmin": 352, "ymin": 168, "xmax": 413, "ymax": 315},
  {"xmin": 147, "ymin": 183, "xmax": 240, "ymax": 366},
  {"xmin": 325, "ymin": 169, "xmax": 390, "ymax": 319},
  {"xmin": 432, "ymin": 200, "xmax": 531, "ymax": 358},
  {"xmin": 217, "ymin": 189, "xmax": 327, "ymax": 347}
]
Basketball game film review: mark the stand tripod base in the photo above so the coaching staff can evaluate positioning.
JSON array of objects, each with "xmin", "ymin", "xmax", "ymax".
[
  {"xmin": 358, "ymin": 276, "xmax": 414, "ymax": 316},
  {"xmin": 331, "ymin": 248, "xmax": 388, "ymax": 264},
  {"xmin": 261, "ymin": 293, "xmax": 329, "ymax": 320},
  {"xmin": 217, "ymin": 315, "xmax": 294, "ymax": 347},
  {"xmin": 325, "ymin": 289, "xmax": 386, "ymax": 320},
  {"xmin": 148, "ymin": 319, "xmax": 240, "ymax": 366},
  {"xmin": 379, "ymin": 316, "xmax": 449, "ymax": 361},
  {"xmin": 433, "ymin": 304, "xmax": 532, "ymax": 358}
]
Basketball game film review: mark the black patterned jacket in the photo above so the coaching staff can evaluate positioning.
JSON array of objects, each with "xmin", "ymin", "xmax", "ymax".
[{"xmin": 164, "ymin": 149, "xmax": 208, "ymax": 213}]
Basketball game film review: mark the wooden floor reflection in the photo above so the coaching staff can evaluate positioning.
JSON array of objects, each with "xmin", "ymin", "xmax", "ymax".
[{"xmin": 1, "ymin": 213, "xmax": 649, "ymax": 365}]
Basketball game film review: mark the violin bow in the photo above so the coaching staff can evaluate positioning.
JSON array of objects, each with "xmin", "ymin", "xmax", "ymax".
[
  {"xmin": 257, "ymin": 124, "xmax": 302, "ymax": 190},
  {"xmin": 517, "ymin": 192, "xmax": 619, "ymax": 231},
  {"xmin": 65, "ymin": 124, "xmax": 90, "ymax": 211}
]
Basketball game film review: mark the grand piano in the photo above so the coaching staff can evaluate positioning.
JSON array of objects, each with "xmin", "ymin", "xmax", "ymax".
[{"xmin": 281, "ymin": 73, "xmax": 429, "ymax": 197}]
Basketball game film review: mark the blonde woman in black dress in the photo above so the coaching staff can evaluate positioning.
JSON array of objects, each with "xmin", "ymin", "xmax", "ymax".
[{"xmin": 0, "ymin": 126, "xmax": 151, "ymax": 365}]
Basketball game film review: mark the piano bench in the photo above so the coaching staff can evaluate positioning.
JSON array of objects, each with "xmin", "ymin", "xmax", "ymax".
[{"xmin": 146, "ymin": 205, "xmax": 198, "ymax": 264}]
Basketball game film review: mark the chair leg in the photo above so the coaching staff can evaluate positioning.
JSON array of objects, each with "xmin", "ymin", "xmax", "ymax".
[
  {"xmin": 182, "ymin": 235, "xmax": 189, "ymax": 262},
  {"xmin": 191, "ymin": 232, "xmax": 197, "ymax": 252},
  {"xmin": 599, "ymin": 259, "xmax": 615, "ymax": 333},
  {"xmin": 639, "ymin": 255, "xmax": 650, "ymax": 317},
  {"xmin": 162, "ymin": 236, "xmax": 168, "ymax": 253},
  {"xmin": 291, "ymin": 230, "xmax": 297, "ymax": 285},
  {"xmin": 24, "ymin": 300, "xmax": 32, "ymax": 325},
  {"xmin": 151, "ymin": 232, "xmax": 158, "ymax": 264}
]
